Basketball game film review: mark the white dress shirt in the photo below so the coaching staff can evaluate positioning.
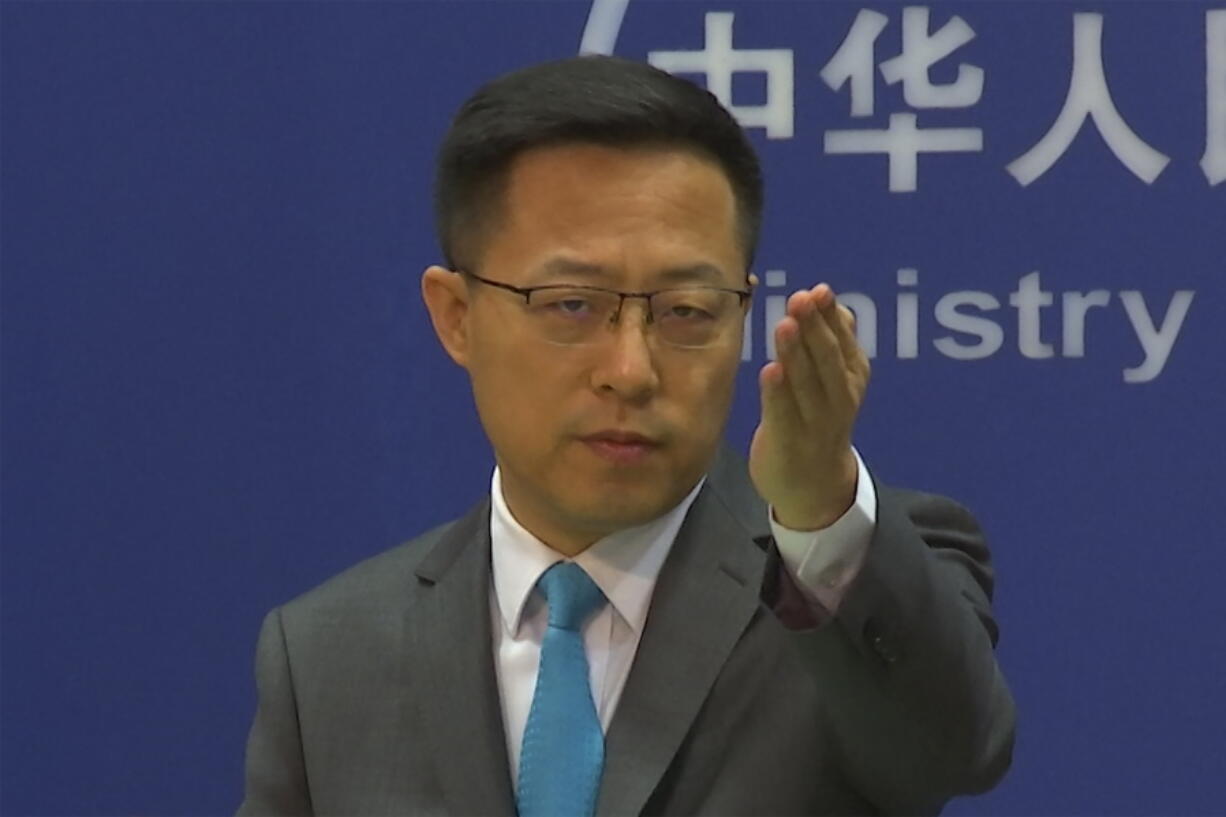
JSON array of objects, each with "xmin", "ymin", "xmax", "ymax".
[{"xmin": 489, "ymin": 449, "xmax": 877, "ymax": 789}]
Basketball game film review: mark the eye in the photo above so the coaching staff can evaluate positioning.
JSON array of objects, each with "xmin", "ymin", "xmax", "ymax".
[
  {"xmin": 663, "ymin": 303, "xmax": 715, "ymax": 321},
  {"xmin": 533, "ymin": 290, "xmax": 603, "ymax": 320},
  {"xmin": 554, "ymin": 298, "xmax": 592, "ymax": 315}
]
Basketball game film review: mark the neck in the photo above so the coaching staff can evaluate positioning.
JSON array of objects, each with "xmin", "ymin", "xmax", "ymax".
[{"xmin": 495, "ymin": 471, "xmax": 617, "ymax": 558}]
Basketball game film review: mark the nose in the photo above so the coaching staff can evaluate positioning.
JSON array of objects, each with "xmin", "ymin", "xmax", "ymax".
[{"xmin": 589, "ymin": 300, "xmax": 660, "ymax": 403}]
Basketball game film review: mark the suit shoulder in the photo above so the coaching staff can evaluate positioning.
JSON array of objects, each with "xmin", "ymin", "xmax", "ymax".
[
  {"xmin": 278, "ymin": 516, "xmax": 459, "ymax": 622},
  {"xmin": 877, "ymin": 483, "xmax": 984, "ymax": 536}
]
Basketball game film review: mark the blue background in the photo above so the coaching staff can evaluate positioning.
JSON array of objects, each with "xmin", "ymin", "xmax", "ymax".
[{"xmin": 2, "ymin": 1, "xmax": 1223, "ymax": 814}]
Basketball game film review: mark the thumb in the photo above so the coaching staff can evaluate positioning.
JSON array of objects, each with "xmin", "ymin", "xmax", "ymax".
[{"xmin": 758, "ymin": 361, "xmax": 802, "ymax": 435}]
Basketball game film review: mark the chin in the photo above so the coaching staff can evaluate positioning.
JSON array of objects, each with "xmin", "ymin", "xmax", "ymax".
[{"xmin": 566, "ymin": 482, "xmax": 686, "ymax": 530}]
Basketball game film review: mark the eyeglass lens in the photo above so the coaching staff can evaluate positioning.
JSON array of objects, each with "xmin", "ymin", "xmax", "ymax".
[{"xmin": 524, "ymin": 287, "xmax": 742, "ymax": 348}]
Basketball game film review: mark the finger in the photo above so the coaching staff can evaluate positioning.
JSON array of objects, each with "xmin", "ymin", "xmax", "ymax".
[
  {"xmin": 796, "ymin": 289, "xmax": 855, "ymax": 410},
  {"xmin": 786, "ymin": 286, "xmax": 823, "ymax": 320},
  {"xmin": 818, "ymin": 291, "xmax": 861, "ymax": 368},
  {"xmin": 825, "ymin": 296, "xmax": 872, "ymax": 395},
  {"xmin": 832, "ymin": 304, "xmax": 871, "ymax": 394},
  {"xmin": 775, "ymin": 313, "xmax": 828, "ymax": 422},
  {"xmin": 806, "ymin": 285, "xmax": 869, "ymax": 396},
  {"xmin": 809, "ymin": 282, "xmax": 836, "ymax": 311},
  {"xmin": 759, "ymin": 358, "xmax": 805, "ymax": 433}
]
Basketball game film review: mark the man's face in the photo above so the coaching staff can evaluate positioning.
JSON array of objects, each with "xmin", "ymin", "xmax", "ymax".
[{"xmin": 427, "ymin": 143, "xmax": 748, "ymax": 550}]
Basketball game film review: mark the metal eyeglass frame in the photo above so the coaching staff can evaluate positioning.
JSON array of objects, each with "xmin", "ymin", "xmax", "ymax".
[{"xmin": 457, "ymin": 270, "xmax": 753, "ymax": 333}]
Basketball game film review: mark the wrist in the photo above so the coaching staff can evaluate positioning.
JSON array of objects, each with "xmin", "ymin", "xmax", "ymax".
[{"xmin": 770, "ymin": 450, "xmax": 858, "ymax": 531}]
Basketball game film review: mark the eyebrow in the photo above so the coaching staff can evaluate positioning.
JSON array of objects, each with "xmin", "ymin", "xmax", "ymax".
[{"xmin": 531, "ymin": 258, "xmax": 731, "ymax": 287}]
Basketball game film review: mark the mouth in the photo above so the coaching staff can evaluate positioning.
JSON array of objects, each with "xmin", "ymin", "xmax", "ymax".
[{"xmin": 578, "ymin": 431, "xmax": 662, "ymax": 465}]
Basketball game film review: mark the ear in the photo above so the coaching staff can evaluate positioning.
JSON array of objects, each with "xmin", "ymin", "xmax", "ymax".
[{"xmin": 421, "ymin": 265, "xmax": 471, "ymax": 368}]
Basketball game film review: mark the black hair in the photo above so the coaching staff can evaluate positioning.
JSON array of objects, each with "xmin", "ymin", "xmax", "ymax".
[{"xmin": 433, "ymin": 55, "xmax": 764, "ymax": 273}]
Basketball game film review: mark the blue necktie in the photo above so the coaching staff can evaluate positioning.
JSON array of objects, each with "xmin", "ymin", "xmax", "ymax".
[{"xmin": 516, "ymin": 562, "xmax": 608, "ymax": 817}]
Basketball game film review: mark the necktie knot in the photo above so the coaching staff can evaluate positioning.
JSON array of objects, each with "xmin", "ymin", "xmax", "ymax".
[{"xmin": 537, "ymin": 562, "xmax": 606, "ymax": 631}]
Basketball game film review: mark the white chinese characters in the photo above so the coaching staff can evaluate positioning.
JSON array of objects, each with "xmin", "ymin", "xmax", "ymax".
[
  {"xmin": 1202, "ymin": 9, "xmax": 1226, "ymax": 185},
  {"xmin": 1007, "ymin": 13, "xmax": 1170, "ymax": 186},
  {"xmin": 648, "ymin": 12, "xmax": 794, "ymax": 139},
  {"xmin": 615, "ymin": 5, "xmax": 1225, "ymax": 189},
  {"xmin": 821, "ymin": 7, "xmax": 985, "ymax": 192}
]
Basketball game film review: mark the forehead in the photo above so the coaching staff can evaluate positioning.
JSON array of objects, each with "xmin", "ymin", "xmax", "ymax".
[{"xmin": 483, "ymin": 142, "xmax": 744, "ymax": 286}]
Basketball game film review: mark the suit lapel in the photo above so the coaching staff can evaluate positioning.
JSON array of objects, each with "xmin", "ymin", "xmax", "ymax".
[
  {"xmin": 596, "ymin": 481, "xmax": 769, "ymax": 817},
  {"xmin": 406, "ymin": 500, "xmax": 516, "ymax": 817}
]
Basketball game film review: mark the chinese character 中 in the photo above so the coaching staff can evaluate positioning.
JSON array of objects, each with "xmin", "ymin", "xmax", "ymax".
[{"xmin": 648, "ymin": 12, "xmax": 794, "ymax": 139}]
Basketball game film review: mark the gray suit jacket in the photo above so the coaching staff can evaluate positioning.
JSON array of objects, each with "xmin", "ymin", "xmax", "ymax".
[{"xmin": 237, "ymin": 448, "xmax": 1015, "ymax": 815}]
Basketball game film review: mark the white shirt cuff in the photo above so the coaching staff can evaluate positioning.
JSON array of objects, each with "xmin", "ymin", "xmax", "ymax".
[{"xmin": 769, "ymin": 447, "xmax": 877, "ymax": 613}]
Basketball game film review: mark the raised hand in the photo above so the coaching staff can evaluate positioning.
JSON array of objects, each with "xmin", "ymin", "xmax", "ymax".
[{"xmin": 749, "ymin": 283, "xmax": 871, "ymax": 530}]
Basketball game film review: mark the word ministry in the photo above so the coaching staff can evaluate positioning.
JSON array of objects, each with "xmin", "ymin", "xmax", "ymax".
[{"xmin": 742, "ymin": 268, "xmax": 1195, "ymax": 383}]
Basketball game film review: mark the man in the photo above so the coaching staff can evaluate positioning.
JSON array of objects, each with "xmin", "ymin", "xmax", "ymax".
[{"xmin": 237, "ymin": 55, "xmax": 1015, "ymax": 816}]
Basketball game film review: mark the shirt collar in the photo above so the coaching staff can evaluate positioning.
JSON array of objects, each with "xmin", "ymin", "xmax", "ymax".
[{"xmin": 489, "ymin": 467, "xmax": 705, "ymax": 638}]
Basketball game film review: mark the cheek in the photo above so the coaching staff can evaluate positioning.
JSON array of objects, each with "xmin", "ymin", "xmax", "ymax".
[
  {"xmin": 666, "ymin": 352, "xmax": 740, "ymax": 437},
  {"xmin": 467, "ymin": 329, "xmax": 572, "ymax": 458}
]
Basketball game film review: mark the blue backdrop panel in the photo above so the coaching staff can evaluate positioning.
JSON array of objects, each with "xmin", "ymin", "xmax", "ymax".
[{"xmin": 1, "ymin": 2, "xmax": 1222, "ymax": 815}]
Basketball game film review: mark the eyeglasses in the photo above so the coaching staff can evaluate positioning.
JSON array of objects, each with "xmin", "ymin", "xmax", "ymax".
[{"xmin": 459, "ymin": 271, "xmax": 752, "ymax": 349}]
